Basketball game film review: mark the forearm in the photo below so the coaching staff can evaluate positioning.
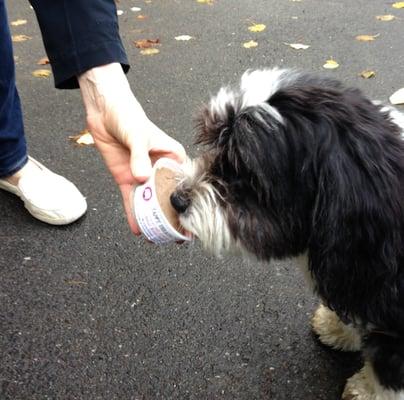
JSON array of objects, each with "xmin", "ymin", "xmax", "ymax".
[{"xmin": 29, "ymin": 0, "xmax": 129, "ymax": 89}]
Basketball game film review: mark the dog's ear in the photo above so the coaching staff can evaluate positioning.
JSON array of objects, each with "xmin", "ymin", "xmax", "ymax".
[
  {"xmin": 197, "ymin": 96, "xmax": 278, "ymax": 199},
  {"xmin": 195, "ymin": 88, "xmax": 240, "ymax": 148}
]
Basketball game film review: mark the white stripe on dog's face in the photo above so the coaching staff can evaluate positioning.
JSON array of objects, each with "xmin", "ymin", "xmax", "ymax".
[{"xmin": 176, "ymin": 157, "xmax": 240, "ymax": 256}]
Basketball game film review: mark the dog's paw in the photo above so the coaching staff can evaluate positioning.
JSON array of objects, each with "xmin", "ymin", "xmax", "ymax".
[
  {"xmin": 341, "ymin": 365, "xmax": 402, "ymax": 400},
  {"xmin": 311, "ymin": 304, "xmax": 361, "ymax": 351},
  {"xmin": 342, "ymin": 368, "xmax": 375, "ymax": 400}
]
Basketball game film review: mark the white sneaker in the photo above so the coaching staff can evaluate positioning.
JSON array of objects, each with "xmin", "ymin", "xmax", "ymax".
[{"xmin": 0, "ymin": 156, "xmax": 87, "ymax": 225}]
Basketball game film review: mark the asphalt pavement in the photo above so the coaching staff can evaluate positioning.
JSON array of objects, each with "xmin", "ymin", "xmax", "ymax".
[{"xmin": 1, "ymin": 0, "xmax": 404, "ymax": 399}]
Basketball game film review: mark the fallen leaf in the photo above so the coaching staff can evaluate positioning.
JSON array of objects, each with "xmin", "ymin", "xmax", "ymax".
[
  {"xmin": 323, "ymin": 59, "xmax": 339, "ymax": 69},
  {"xmin": 69, "ymin": 129, "xmax": 95, "ymax": 146},
  {"xmin": 32, "ymin": 69, "xmax": 51, "ymax": 78},
  {"xmin": 137, "ymin": 15, "xmax": 148, "ymax": 20},
  {"xmin": 12, "ymin": 34, "xmax": 31, "ymax": 42},
  {"xmin": 360, "ymin": 70, "xmax": 376, "ymax": 79},
  {"xmin": 134, "ymin": 38, "xmax": 160, "ymax": 48},
  {"xmin": 11, "ymin": 19, "xmax": 27, "ymax": 26},
  {"xmin": 376, "ymin": 14, "xmax": 396, "ymax": 21},
  {"xmin": 390, "ymin": 88, "xmax": 404, "ymax": 105},
  {"xmin": 131, "ymin": 7, "xmax": 142, "ymax": 11},
  {"xmin": 392, "ymin": 2, "xmax": 404, "ymax": 8},
  {"xmin": 140, "ymin": 48, "xmax": 160, "ymax": 55},
  {"xmin": 197, "ymin": 0, "xmax": 214, "ymax": 4},
  {"xmin": 243, "ymin": 40, "xmax": 258, "ymax": 48},
  {"xmin": 248, "ymin": 23, "xmax": 266, "ymax": 33},
  {"xmin": 285, "ymin": 42, "xmax": 310, "ymax": 50},
  {"xmin": 37, "ymin": 57, "xmax": 50, "ymax": 65},
  {"xmin": 175, "ymin": 35, "xmax": 194, "ymax": 41},
  {"xmin": 355, "ymin": 33, "xmax": 380, "ymax": 41}
]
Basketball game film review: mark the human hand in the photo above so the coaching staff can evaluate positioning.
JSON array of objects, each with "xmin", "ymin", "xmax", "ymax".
[{"xmin": 78, "ymin": 63, "xmax": 186, "ymax": 234}]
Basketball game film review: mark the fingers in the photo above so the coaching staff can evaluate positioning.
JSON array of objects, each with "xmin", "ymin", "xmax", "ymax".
[{"xmin": 120, "ymin": 184, "xmax": 141, "ymax": 235}]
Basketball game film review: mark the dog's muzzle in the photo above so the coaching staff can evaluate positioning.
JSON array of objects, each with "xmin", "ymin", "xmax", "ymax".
[{"xmin": 170, "ymin": 191, "xmax": 191, "ymax": 214}]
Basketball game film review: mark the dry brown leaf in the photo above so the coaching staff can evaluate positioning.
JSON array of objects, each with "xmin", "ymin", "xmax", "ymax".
[
  {"xmin": 390, "ymin": 88, "xmax": 404, "ymax": 105},
  {"xmin": 355, "ymin": 33, "xmax": 380, "ymax": 41},
  {"xmin": 360, "ymin": 70, "xmax": 376, "ymax": 79},
  {"xmin": 11, "ymin": 19, "xmax": 27, "ymax": 26},
  {"xmin": 243, "ymin": 40, "xmax": 258, "ymax": 48},
  {"xmin": 392, "ymin": 2, "xmax": 404, "ymax": 9},
  {"xmin": 32, "ymin": 69, "xmax": 51, "ymax": 78},
  {"xmin": 376, "ymin": 14, "xmax": 396, "ymax": 21},
  {"xmin": 323, "ymin": 59, "xmax": 339, "ymax": 69},
  {"xmin": 248, "ymin": 23, "xmax": 266, "ymax": 32},
  {"xmin": 140, "ymin": 48, "xmax": 160, "ymax": 55},
  {"xmin": 37, "ymin": 57, "xmax": 50, "ymax": 65},
  {"xmin": 69, "ymin": 129, "xmax": 95, "ymax": 146},
  {"xmin": 134, "ymin": 38, "xmax": 160, "ymax": 49},
  {"xmin": 12, "ymin": 34, "xmax": 31, "ymax": 42},
  {"xmin": 137, "ymin": 15, "xmax": 148, "ymax": 20}
]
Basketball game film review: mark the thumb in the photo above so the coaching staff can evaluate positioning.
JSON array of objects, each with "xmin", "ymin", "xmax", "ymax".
[
  {"xmin": 149, "ymin": 130, "xmax": 187, "ymax": 164},
  {"xmin": 129, "ymin": 138, "xmax": 152, "ymax": 182}
]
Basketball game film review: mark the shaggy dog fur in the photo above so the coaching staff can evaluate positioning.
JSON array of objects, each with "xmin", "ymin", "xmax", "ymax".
[{"xmin": 171, "ymin": 68, "xmax": 404, "ymax": 399}]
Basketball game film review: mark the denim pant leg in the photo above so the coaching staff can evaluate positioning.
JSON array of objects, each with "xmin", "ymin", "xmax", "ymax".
[{"xmin": 0, "ymin": 0, "xmax": 28, "ymax": 178}]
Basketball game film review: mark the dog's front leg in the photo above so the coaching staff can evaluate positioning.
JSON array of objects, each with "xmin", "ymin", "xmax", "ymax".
[{"xmin": 311, "ymin": 304, "xmax": 362, "ymax": 352}]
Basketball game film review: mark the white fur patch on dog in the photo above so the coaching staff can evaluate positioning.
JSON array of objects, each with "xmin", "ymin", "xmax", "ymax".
[
  {"xmin": 209, "ymin": 68, "xmax": 293, "ymax": 125},
  {"xmin": 342, "ymin": 363, "xmax": 404, "ymax": 400},
  {"xmin": 311, "ymin": 304, "xmax": 362, "ymax": 352}
]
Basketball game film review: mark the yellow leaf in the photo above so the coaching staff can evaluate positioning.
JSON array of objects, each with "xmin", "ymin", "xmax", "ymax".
[
  {"xmin": 69, "ymin": 129, "xmax": 95, "ymax": 146},
  {"xmin": 360, "ymin": 70, "xmax": 376, "ymax": 79},
  {"xmin": 285, "ymin": 42, "xmax": 310, "ymax": 50},
  {"xmin": 243, "ymin": 40, "xmax": 258, "ymax": 48},
  {"xmin": 392, "ymin": 2, "xmax": 404, "ymax": 8},
  {"xmin": 197, "ymin": 0, "xmax": 214, "ymax": 4},
  {"xmin": 11, "ymin": 19, "xmax": 27, "ymax": 26},
  {"xmin": 355, "ymin": 33, "xmax": 380, "ymax": 41},
  {"xmin": 32, "ymin": 69, "xmax": 51, "ymax": 78},
  {"xmin": 140, "ymin": 48, "xmax": 160, "ymax": 55},
  {"xmin": 390, "ymin": 88, "xmax": 404, "ymax": 105},
  {"xmin": 12, "ymin": 34, "xmax": 31, "ymax": 42},
  {"xmin": 376, "ymin": 14, "xmax": 396, "ymax": 21},
  {"xmin": 323, "ymin": 59, "xmax": 339, "ymax": 69},
  {"xmin": 248, "ymin": 23, "xmax": 266, "ymax": 33}
]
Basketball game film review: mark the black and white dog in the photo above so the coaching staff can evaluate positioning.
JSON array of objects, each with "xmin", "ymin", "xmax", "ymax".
[{"xmin": 170, "ymin": 68, "xmax": 404, "ymax": 399}]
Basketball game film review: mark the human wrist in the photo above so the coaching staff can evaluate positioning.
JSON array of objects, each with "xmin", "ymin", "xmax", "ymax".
[{"xmin": 78, "ymin": 63, "xmax": 142, "ymax": 117}]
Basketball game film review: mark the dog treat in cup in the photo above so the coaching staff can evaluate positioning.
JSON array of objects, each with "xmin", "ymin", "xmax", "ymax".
[{"xmin": 131, "ymin": 157, "xmax": 191, "ymax": 244}]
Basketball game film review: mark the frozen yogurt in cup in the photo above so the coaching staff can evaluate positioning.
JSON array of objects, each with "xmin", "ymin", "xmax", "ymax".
[{"xmin": 131, "ymin": 157, "xmax": 191, "ymax": 244}]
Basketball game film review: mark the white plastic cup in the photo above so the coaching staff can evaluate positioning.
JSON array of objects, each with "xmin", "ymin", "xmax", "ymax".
[{"xmin": 131, "ymin": 157, "xmax": 191, "ymax": 244}]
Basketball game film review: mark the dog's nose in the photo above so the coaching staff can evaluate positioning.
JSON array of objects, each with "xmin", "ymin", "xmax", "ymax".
[{"xmin": 170, "ymin": 191, "xmax": 190, "ymax": 214}]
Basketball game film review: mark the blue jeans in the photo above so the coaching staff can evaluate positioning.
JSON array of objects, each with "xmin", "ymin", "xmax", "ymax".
[
  {"xmin": 0, "ymin": 0, "xmax": 28, "ymax": 178},
  {"xmin": 0, "ymin": 0, "xmax": 128, "ymax": 178}
]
